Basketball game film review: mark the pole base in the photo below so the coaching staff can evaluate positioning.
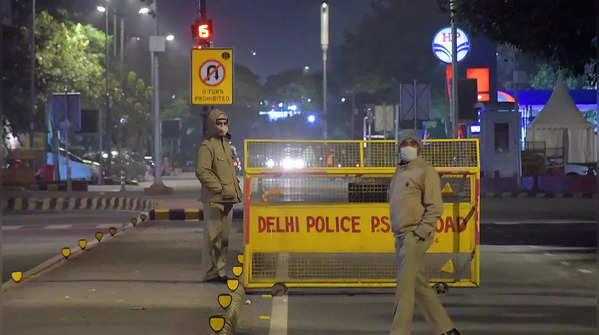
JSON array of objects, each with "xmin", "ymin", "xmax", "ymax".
[{"xmin": 144, "ymin": 183, "xmax": 174, "ymax": 195}]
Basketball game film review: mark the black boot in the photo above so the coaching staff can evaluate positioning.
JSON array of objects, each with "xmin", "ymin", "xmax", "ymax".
[{"xmin": 441, "ymin": 329, "xmax": 461, "ymax": 335}]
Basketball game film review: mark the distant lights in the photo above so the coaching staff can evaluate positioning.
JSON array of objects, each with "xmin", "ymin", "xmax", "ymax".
[
  {"xmin": 97, "ymin": 6, "xmax": 106, "ymax": 13},
  {"xmin": 138, "ymin": 7, "xmax": 151, "ymax": 15},
  {"xmin": 307, "ymin": 114, "xmax": 316, "ymax": 123},
  {"xmin": 340, "ymin": 97, "xmax": 346, "ymax": 103}
]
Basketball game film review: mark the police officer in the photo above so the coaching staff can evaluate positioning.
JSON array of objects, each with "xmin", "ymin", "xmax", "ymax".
[
  {"xmin": 196, "ymin": 109, "xmax": 242, "ymax": 282},
  {"xmin": 389, "ymin": 129, "xmax": 460, "ymax": 335}
]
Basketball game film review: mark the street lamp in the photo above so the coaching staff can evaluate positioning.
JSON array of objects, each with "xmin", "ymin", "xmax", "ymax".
[
  {"xmin": 97, "ymin": 5, "xmax": 106, "ymax": 13},
  {"xmin": 166, "ymin": 34, "xmax": 175, "ymax": 41},
  {"xmin": 138, "ymin": 7, "xmax": 152, "ymax": 16}
]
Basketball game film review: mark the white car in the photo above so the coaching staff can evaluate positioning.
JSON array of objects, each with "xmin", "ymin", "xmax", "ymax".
[{"xmin": 47, "ymin": 148, "xmax": 101, "ymax": 183}]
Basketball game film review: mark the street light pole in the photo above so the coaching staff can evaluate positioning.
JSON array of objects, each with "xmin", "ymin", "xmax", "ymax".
[
  {"xmin": 101, "ymin": 7, "xmax": 108, "ymax": 156},
  {"xmin": 450, "ymin": 0, "xmax": 459, "ymax": 139},
  {"xmin": 151, "ymin": 1, "xmax": 163, "ymax": 187},
  {"xmin": 29, "ymin": 0, "xmax": 36, "ymax": 148},
  {"xmin": 321, "ymin": 2, "xmax": 329, "ymax": 140}
]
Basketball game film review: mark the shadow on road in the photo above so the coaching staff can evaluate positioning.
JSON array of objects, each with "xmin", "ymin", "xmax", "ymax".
[{"xmin": 481, "ymin": 223, "xmax": 596, "ymax": 247}]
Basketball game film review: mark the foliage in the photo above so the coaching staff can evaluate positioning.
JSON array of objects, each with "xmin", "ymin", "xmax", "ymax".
[
  {"xmin": 529, "ymin": 64, "xmax": 593, "ymax": 90},
  {"xmin": 334, "ymin": 0, "xmax": 448, "ymax": 100},
  {"xmin": 112, "ymin": 72, "xmax": 153, "ymax": 153},
  {"xmin": 439, "ymin": 0, "xmax": 597, "ymax": 80},
  {"xmin": 33, "ymin": 11, "xmax": 105, "ymax": 107}
]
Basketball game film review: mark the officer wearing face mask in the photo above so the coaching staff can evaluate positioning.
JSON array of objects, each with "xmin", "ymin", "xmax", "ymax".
[
  {"xmin": 388, "ymin": 130, "xmax": 460, "ymax": 335},
  {"xmin": 196, "ymin": 109, "xmax": 242, "ymax": 282}
]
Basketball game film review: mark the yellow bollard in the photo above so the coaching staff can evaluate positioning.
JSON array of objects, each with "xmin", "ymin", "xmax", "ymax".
[
  {"xmin": 218, "ymin": 294, "xmax": 233, "ymax": 309},
  {"xmin": 209, "ymin": 316, "xmax": 225, "ymax": 332},
  {"xmin": 11, "ymin": 272, "xmax": 23, "ymax": 283},
  {"xmin": 227, "ymin": 279, "xmax": 239, "ymax": 292},
  {"xmin": 130, "ymin": 217, "xmax": 138, "ymax": 226},
  {"xmin": 232, "ymin": 266, "xmax": 243, "ymax": 277},
  {"xmin": 95, "ymin": 232, "xmax": 104, "ymax": 242},
  {"xmin": 109, "ymin": 227, "xmax": 117, "ymax": 236},
  {"xmin": 61, "ymin": 247, "xmax": 71, "ymax": 259},
  {"xmin": 79, "ymin": 239, "xmax": 87, "ymax": 250}
]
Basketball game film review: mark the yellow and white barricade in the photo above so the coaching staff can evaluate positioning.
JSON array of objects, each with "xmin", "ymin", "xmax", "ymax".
[{"xmin": 242, "ymin": 139, "xmax": 480, "ymax": 289}]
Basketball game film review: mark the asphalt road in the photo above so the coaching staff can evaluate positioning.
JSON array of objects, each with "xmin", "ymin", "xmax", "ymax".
[
  {"xmin": 237, "ymin": 220, "xmax": 597, "ymax": 335},
  {"xmin": 1, "ymin": 211, "xmax": 139, "ymax": 282},
  {"xmin": 2, "ymin": 219, "xmax": 244, "ymax": 335}
]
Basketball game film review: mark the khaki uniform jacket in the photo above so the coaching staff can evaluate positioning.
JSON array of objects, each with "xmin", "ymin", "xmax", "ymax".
[
  {"xmin": 195, "ymin": 110, "xmax": 242, "ymax": 205},
  {"xmin": 389, "ymin": 157, "xmax": 443, "ymax": 238}
]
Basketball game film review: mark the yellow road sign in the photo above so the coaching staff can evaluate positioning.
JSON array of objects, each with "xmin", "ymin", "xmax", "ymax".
[
  {"xmin": 191, "ymin": 48, "xmax": 233, "ymax": 105},
  {"xmin": 441, "ymin": 182, "xmax": 454, "ymax": 195}
]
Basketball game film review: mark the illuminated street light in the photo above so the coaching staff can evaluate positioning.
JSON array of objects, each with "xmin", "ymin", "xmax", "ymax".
[
  {"xmin": 97, "ymin": 6, "xmax": 106, "ymax": 13},
  {"xmin": 307, "ymin": 115, "xmax": 316, "ymax": 123},
  {"xmin": 138, "ymin": 7, "xmax": 151, "ymax": 15},
  {"xmin": 166, "ymin": 34, "xmax": 175, "ymax": 41}
]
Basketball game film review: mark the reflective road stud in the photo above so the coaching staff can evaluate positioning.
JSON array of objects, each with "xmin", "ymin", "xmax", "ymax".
[
  {"xmin": 209, "ymin": 316, "xmax": 225, "ymax": 333},
  {"xmin": 61, "ymin": 247, "xmax": 71, "ymax": 259},
  {"xmin": 227, "ymin": 279, "xmax": 239, "ymax": 292},
  {"xmin": 11, "ymin": 272, "xmax": 23, "ymax": 283},
  {"xmin": 233, "ymin": 266, "xmax": 243, "ymax": 277},
  {"xmin": 109, "ymin": 227, "xmax": 117, "ymax": 236},
  {"xmin": 79, "ymin": 239, "xmax": 87, "ymax": 250},
  {"xmin": 95, "ymin": 232, "xmax": 104, "ymax": 242},
  {"xmin": 218, "ymin": 294, "xmax": 233, "ymax": 309}
]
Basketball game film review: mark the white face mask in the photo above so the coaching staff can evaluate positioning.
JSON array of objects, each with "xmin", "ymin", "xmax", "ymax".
[{"xmin": 400, "ymin": 146, "xmax": 418, "ymax": 162}]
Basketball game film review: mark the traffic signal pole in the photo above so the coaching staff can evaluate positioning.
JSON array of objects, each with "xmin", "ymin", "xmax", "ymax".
[{"xmin": 197, "ymin": 0, "xmax": 210, "ymax": 138}]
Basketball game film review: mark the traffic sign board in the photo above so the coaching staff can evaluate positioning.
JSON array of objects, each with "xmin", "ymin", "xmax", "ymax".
[{"xmin": 191, "ymin": 48, "xmax": 233, "ymax": 105}]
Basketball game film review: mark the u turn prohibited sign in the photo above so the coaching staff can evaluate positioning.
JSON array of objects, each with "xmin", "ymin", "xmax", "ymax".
[{"xmin": 191, "ymin": 48, "xmax": 233, "ymax": 105}]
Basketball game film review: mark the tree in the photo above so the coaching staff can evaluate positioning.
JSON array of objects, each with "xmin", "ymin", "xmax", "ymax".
[
  {"xmin": 530, "ymin": 63, "xmax": 592, "ymax": 90},
  {"xmin": 1, "ymin": 10, "xmax": 106, "ymax": 138},
  {"xmin": 439, "ymin": 0, "xmax": 597, "ymax": 80},
  {"xmin": 34, "ymin": 11, "xmax": 105, "ymax": 106},
  {"xmin": 112, "ymin": 72, "xmax": 153, "ymax": 154},
  {"xmin": 333, "ymin": 0, "xmax": 449, "ymax": 100}
]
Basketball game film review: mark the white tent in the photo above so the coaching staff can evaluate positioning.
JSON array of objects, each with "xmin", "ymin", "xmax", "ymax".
[{"xmin": 526, "ymin": 76, "xmax": 597, "ymax": 164}]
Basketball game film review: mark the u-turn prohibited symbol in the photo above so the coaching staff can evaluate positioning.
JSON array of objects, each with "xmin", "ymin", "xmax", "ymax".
[{"xmin": 199, "ymin": 60, "xmax": 225, "ymax": 86}]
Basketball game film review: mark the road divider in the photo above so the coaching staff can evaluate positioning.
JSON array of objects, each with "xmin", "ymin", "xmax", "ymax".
[
  {"xmin": 149, "ymin": 208, "xmax": 243, "ymax": 221},
  {"xmin": 3, "ymin": 196, "xmax": 158, "ymax": 212},
  {"xmin": 1, "ymin": 211, "xmax": 150, "ymax": 291}
]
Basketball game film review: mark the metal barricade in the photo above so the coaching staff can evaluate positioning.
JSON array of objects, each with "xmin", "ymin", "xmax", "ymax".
[{"xmin": 243, "ymin": 139, "xmax": 480, "ymax": 289}]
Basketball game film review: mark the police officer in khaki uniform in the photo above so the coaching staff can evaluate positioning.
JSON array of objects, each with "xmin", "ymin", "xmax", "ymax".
[
  {"xmin": 196, "ymin": 109, "xmax": 242, "ymax": 282},
  {"xmin": 389, "ymin": 130, "xmax": 460, "ymax": 335}
]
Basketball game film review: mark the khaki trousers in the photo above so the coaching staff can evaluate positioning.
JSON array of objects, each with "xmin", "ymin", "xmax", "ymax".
[
  {"xmin": 201, "ymin": 203, "xmax": 233, "ymax": 279},
  {"xmin": 390, "ymin": 232, "xmax": 454, "ymax": 335}
]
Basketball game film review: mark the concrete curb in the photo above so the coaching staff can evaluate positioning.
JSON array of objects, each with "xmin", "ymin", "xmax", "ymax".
[
  {"xmin": 1, "ymin": 212, "xmax": 149, "ymax": 292},
  {"xmin": 482, "ymin": 191, "xmax": 598, "ymax": 199},
  {"xmin": 3, "ymin": 196, "xmax": 158, "ymax": 212},
  {"xmin": 149, "ymin": 208, "xmax": 244, "ymax": 221}
]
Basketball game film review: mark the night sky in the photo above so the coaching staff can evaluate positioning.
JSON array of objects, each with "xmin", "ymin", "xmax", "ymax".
[{"xmin": 81, "ymin": 0, "xmax": 371, "ymax": 86}]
